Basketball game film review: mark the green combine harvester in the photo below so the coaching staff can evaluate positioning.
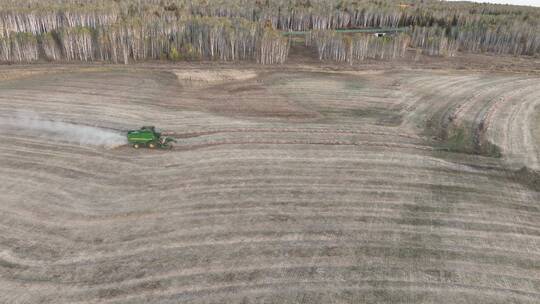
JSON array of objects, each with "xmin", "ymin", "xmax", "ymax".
[{"xmin": 127, "ymin": 126, "xmax": 176, "ymax": 149}]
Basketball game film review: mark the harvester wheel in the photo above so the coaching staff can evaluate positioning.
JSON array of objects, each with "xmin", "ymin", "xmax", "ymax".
[
  {"xmin": 148, "ymin": 142, "xmax": 156, "ymax": 149},
  {"xmin": 133, "ymin": 143, "xmax": 140, "ymax": 149}
]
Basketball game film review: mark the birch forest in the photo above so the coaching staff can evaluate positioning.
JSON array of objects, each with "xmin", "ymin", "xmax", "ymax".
[{"xmin": 0, "ymin": 0, "xmax": 539, "ymax": 64}]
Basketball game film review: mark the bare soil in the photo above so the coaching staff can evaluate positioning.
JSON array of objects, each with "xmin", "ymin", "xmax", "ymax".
[{"xmin": 0, "ymin": 56, "xmax": 539, "ymax": 303}]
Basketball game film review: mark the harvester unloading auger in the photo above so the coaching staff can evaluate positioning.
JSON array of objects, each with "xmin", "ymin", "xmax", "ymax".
[{"xmin": 127, "ymin": 126, "xmax": 176, "ymax": 149}]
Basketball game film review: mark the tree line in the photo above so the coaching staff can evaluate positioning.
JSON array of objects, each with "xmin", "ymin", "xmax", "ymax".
[
  {"xmin": 2, "ymin": 1, "xmax": 540, "ymax": 34},
  {"xmin": 310, "ymin": 31, "xmax": 410, "ymax": 64},
  {"xmin": 0, "ymin": 17, "xmax": 289, "ymax": 64},
  {"xmin": 0, "ymin": 0, "xmax": 539, "ymax": 64}
]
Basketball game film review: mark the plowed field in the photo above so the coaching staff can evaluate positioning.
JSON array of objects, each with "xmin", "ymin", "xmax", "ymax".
[{"xmin": 0, "ymin": 64, "xmax": 539, "ymax": 304}]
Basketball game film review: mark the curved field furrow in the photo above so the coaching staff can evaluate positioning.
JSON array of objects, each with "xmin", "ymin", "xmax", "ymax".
[{"xmin": 489, "ymin": 91, "xmax": 540, "ymax": 169}]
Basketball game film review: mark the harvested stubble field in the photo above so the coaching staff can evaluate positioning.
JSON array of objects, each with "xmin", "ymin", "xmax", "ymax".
[{"xmin": 0, "ymin": 62, "xmax": 539, "ymax": 304}]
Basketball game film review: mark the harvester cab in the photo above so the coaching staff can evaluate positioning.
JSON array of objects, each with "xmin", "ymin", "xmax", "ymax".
[{"xmin": 127, "ymin": 126, "xmax": 176, "ymax": 149}]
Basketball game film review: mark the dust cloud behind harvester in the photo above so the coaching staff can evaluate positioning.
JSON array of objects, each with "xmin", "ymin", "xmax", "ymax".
[{"xmin": 0, "ymin": 112, "xmax": 127, "ymax": 148}]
